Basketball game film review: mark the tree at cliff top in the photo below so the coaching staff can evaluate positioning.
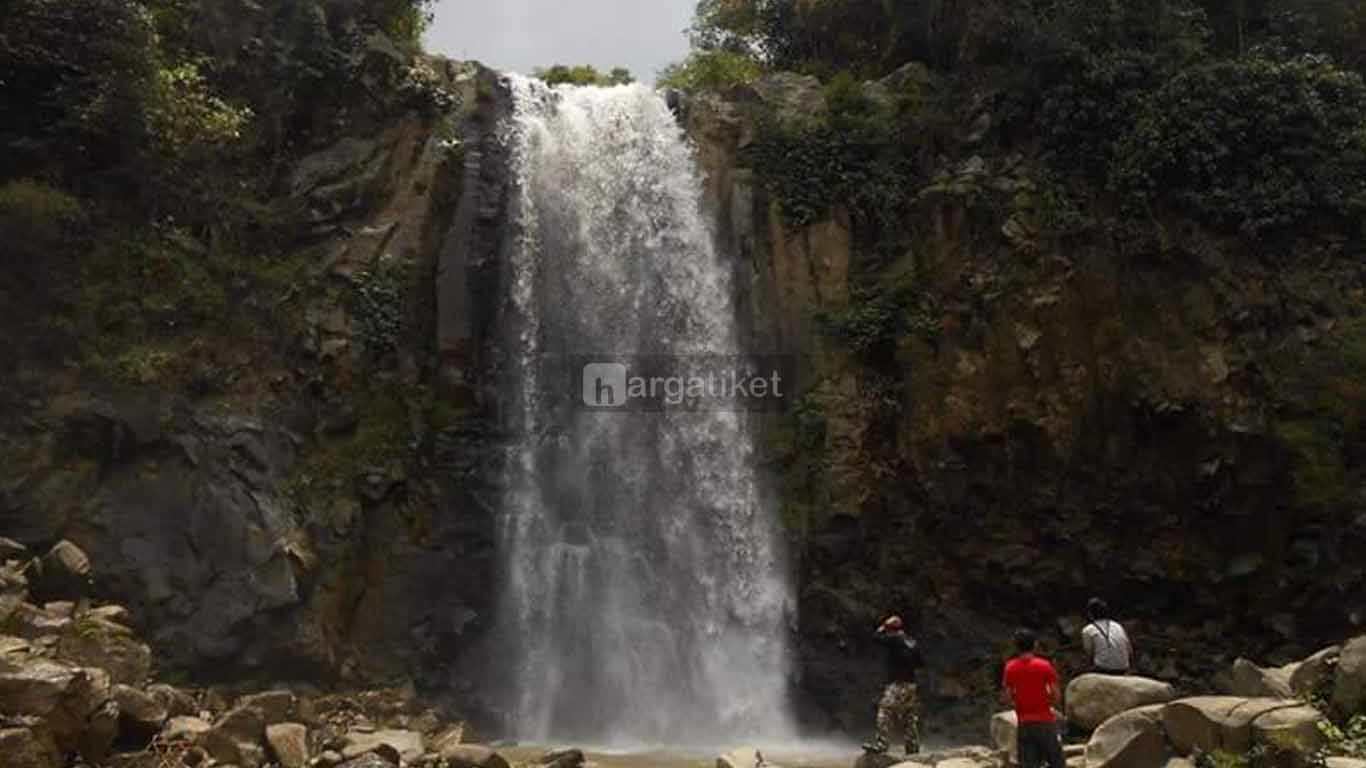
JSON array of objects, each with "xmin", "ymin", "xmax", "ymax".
[{"xmin": 533, "ymin": 65, "xmax": 635, "ymax": 87}]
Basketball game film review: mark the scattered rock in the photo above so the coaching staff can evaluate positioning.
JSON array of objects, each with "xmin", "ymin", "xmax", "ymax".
[
  {"xmin": 162, "ymin": 715, "xmax": 213, "ymax": 742},
  {"xmin": 343, "ymin": 729, "xmax": 425, "ymax": 763},
  {"xmin": 0, "ymin": 537, "xmax": 28, "ymax": 561},
  {"xmin": 439, "ymin": 743, "xmax": 511, "ymax": 768},
  {"xmin": 267, "ymin": 723, "xmax": 310, "ymax": 768},
  {"xmin": 202, "ymin": 705, "xmax": 268, "ymax": 768},
  {"xmin": 147, "ymin": 684, "xmax": 198, "ymax": 717},
  {"xmin": 853, "ymin": 752, "xmax": 900, "ymax": 768},
  {"xmin": 113, "ymin": 684, "xmax": 168, "ymax": 743},
  {"xmin": 1067, "ymin": 675, "xmax": 1177, "ymax": 731},
  {"xmin": 239, "ymin": 689, "xmax": 299, "ymax": 725},
  {"xmin": 1333, "ymin": 635, "xmax": 1366, "ymax": 717},
  {"xmin": 1085, "ymin": 704, "xmax": 1168, "ymax": 768},
  {"xmin": 1326, "ymin": 758, "xmax": 1366, "ymax": 768},
  {"xmin": 0, "ymin": 726, "xmax": 63, "ymax": 768},
  {"xmin": 0, "ymin": 659, "xmax": 114, "ymax": 760},
  {"xmin": 55, "ymin": 616, "xmax": 152, "ymax": 685},
  {"xmin": 317, "ymin": 749, "xmax": 345, "ymax": 766},
  {"xmin": 31, "ymin": 540, "xmax": 92, "ymax": 600},
  {"xmin": 542, "ymin": 747, "xmax": 585, "ymax": 768},
  {"xmin": 1231, "ymin": 658, "xmax": 1294, "ymax": 698},
  {"xmin": 85, "ymin": 605, "xmax": 133, "ymax": 626}
]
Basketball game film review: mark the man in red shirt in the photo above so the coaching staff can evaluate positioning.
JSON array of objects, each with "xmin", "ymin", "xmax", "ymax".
[{"xmin": 1002, "ymin": 628, "xmax": 1065, "ymax": 768}]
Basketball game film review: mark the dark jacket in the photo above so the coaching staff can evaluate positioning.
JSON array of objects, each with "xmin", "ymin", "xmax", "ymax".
[{"xmin": 877, "ymin": 630, "xmax": 923, "ymax": 683}]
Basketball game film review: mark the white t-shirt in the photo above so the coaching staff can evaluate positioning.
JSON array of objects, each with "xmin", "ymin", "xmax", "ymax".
[{"xmin": 1082, "ymin": 619, "xmax": 1132, "ymax": 671}]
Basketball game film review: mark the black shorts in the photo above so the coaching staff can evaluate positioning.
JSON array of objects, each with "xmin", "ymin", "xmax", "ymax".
[{"xmin": 1017, "ymin": 722, "xmax": 1065, "ymax": 768}]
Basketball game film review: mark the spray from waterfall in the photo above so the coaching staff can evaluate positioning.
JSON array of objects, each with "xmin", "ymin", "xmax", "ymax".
[{"xmin": 494, "ymin": 75, "xmax": 796, "ymax": 746}]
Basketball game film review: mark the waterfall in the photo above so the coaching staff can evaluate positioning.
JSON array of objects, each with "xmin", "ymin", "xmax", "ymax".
[{"xmin": 495, "ymin": 75, "xmax": 796, "ymax": 746}]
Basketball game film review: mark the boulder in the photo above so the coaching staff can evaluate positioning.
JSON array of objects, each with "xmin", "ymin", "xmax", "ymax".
[
  {"xmin": 31, "ymin": 540, "xmax": 93, "ymax": 600},
  {"xmin": 0, "ymin": 537, "xmax": 28, "ymax": 561},
  {"xmin": 992, "ymin": 711, "xmax": 1020, "ymax": 762},
  {"xmin": 1067, "ymin": 675, "xmax": 1177, "ymax": 731},
  {"xmin": 113, "ymin": 684, "xmax": 168, "ymax": 743},
  {"xmin": 238, "ymin": 689, "xmax": 298, "ymax": 724},
  {"xmin": 0, "ymin": 659, "xmax": 115, "ymax": 760},
  {"xmin": 161, "ymin": 715, "xmax": 212, "ymax": 742},
  {"xmin": 55, "ymin": 616, "xmax": 151, "ymax": 685},
  {"xmin": 85, "ymin": 605, "xmax": 133, "ymax": 626},
  {"xmin": 1231, "ymin": 658, "xmax": 1294, "ymax": 698},
  {"xmin": 1288, "ymin": 646, "xmax": 1340, "ymax": 698},
  {"xmin": 147, "ymin": 684, "xmax": 198, "ymax": 717},
  {"xmin": 1333, "ymin": 635, "xmax": 1366, "ymax": 717},
  {"xmin": 542, "ymin": 748, "xmax": 585, "ymax": 768},
  {"xmin": 1085, "ymin": 705, "xmax": 1169, "ymax": 768},
  {"xmin": 0, "ymin": 726, "xmax": 63, "ymax": 768},
  {"xmin": 440, "ymin": 743, "xmax": 512, "ymax": 768},
  {"xmin": 1162, "ymin": 697, "xmax": 1323, "ymax": 756},
  {"xmin": 939, "ymin": 758, "xmax": 992, "ymax": 768},
  {"xmin": 1326, "ymin": 759, "xmax": 1366, "ymax": 768},
  {"xmin": 854, "ymin": 752, "xmax": 901, "ymax": 768},
  {"xmin": 343, "ymin": 729, "xmax": 425, "ymax": 763},
  {"xmin": 266, "ymin": 723, "xmax": 309, "ymax": 768},
  {"xmin": 719, "ymin": 747, "xmax": 764, "ymax": 768},
  {"xmin": 1248, "ymin": 703, "xmax": 1325, "ymax": 755},
  {"xmin": 202, "ymin": 705, "xmax": 267, "ymax": 768}
]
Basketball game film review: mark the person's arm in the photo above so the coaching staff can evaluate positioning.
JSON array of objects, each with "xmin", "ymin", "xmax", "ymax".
[
  {"xmin": 1046, "ymin": 664, "xmax": 1061, "ymax": 706},
  {"xmin": 1001, "ymin": 664, "xmax": 1014, "ymax": 706},
  {"xmin": 1081, "ymin": 626, "xmax": 1095, "ymax": 658}
]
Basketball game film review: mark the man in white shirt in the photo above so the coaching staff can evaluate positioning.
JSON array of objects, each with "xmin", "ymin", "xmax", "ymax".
[{"xmin": 1081, "ymin": 598, "xmax": 1132, "ymax": 673}]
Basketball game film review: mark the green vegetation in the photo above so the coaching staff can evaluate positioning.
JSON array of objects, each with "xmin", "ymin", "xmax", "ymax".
[
  {"xmin": 533, "ymin": 65, "xmax": 635, "ymax": 87},
  {"xmin": 1320, "ymin": 715, "xmax": 1366, "ymax": 759},
  {"xmin": 674, "ymin": 0, "xmax": 1366, "ymax": 238},
  {"xmin": 658, "ymin": 50, "xmax": 763, "ymax": 91}
]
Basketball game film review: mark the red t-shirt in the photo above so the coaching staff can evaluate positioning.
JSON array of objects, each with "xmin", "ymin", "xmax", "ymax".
[{"xmin": 1003, "ymin": 654, "xmax": 1058, "ymax": 723}]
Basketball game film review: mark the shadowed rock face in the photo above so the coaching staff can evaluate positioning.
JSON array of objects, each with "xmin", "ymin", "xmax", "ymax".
[{"xmin": 686, "ymin": 72, "xmax": 1366, "ymax": 737}]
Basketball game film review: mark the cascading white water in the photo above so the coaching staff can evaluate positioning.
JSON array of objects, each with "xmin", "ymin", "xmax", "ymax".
[{"xmin": 496, "ymin": 75, "xmax": 796, "ymax": 746}]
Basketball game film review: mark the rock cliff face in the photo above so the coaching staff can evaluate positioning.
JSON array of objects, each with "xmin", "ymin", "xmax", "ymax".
[
  {"xmin": 2, "ymin": 54, "xmax": 1364, "ymax": 743},
  {"xmin": 0, "ymin": 58, "xmax": 517, "ymax": 724},
  {"xmin": 685, "ymin": 73, "xmax": 1366, "ymax": 737}
]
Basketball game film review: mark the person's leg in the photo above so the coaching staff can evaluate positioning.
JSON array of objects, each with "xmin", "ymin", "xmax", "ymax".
[
  {"xmin": 869, "ymin": 684, "xmax": 895, "ymax": 752},
  {"xmin": 1042, "ymin": 722, "xmax": 1066, "ymax": 768},
  {"xmin": 901, "ymin": 683, "xmax": 921, "ymax": 755},
  {"xmin": 1017, "ymin": 724, "xmax": 1043, "ymax": 768}
]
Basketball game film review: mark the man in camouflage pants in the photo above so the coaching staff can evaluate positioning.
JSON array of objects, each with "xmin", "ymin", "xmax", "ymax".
[{"xmin": 864, "ymin": 615, "xmax": 924, "ymax": 755}]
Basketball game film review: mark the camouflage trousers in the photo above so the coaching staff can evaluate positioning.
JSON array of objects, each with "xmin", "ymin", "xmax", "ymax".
[{"xmin": 873, "ymin": 681, "xmax": 921, "ymax": 755}]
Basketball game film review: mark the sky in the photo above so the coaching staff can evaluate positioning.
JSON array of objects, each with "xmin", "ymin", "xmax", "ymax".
[{"xmin": 424, "ymin": 0, "xmax": 697, "ymax": 84}]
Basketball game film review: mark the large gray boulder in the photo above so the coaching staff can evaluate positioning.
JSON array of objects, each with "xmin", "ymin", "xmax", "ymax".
[
  {"xmin": 1067, "ymin": 675, "xmax": 1177, "ymax": 731},
  {"xmin": 237, "ymin": 689, "xmax": 299, "ymax": 724},
  {"xmin": 1162, "ymin": 697, "xmax": 1324, "ymax": 756},
  {"xmin": 146, "ymin": 684, "xmax": 197, "ymax": 717},
  {"xmin": 1333, "ymin": 635, "xmax": 1366, "ymax": 717},
  {"xmin": 1085, "ymin": 705, "xmax": 1169, "ymax": 768}
]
